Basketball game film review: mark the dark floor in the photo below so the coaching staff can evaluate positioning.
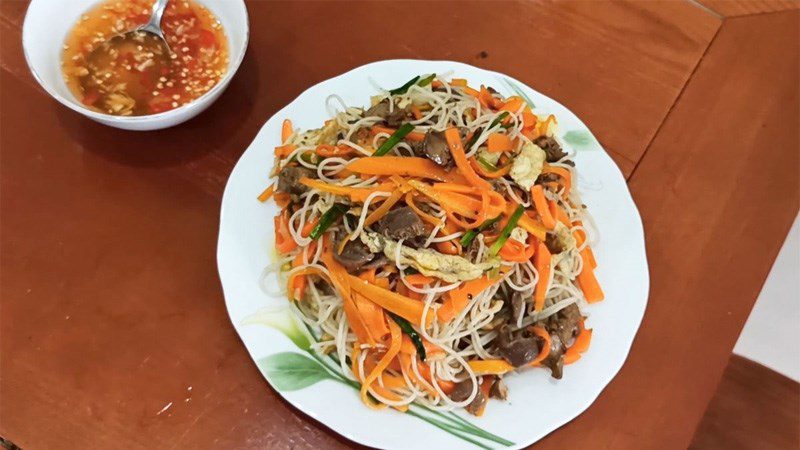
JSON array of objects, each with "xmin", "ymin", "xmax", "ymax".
[{"xmin": 690, "ymin": 354, "xmax": 800, "ymax": 449}]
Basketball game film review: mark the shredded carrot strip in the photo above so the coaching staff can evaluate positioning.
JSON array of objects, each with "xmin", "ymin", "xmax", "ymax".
[
  {"xmin": 274, "ymin": 210, "xmax": 297, "ymax": 254},
  {"xmin": 443, "ymin": 210, "xmax": 477, "ymax": 230},
  {"xmin": 438, "ymin": 275, "xmax": 498, "ymax": 322},
  {"xmin": 522, "ymin": 127, "xmax": 537, "ymax": 140},
  {"xmin": 498, "ymin": 96, "xmax": 524, "ymax": 113},
  {"xmin": 352, "ymin": 292, "xmax": 390, "ymax": 343},
  {"xmin": 487, "ymin": 133, "xmax": 513, "ymax": 153},
  {"xmin": 468, "ymin": 325, "xmax": 552, "ymax": 375},
  {"xmin": 432, "ymin": 183, "xmax": 479, "ymax": 194},
  {"xmin": 315, "ymin": 144, "xmax": 355, "ymax": 157},
  {"xmin": 512, "ymin": 204, "xmax": 547, "ymax": 240},
  {"xmin": 471, "ymin": 158, "xmax": 512, "ymax": 179},
  {"xmin": 369, "ymin": 125, "xmax": 425, "ymax": 142},
  {"xmin": 281, "ymin": 119, "xmax": 292, "ymax": 142},
  {"xmin": 434, "ymin": 220, "xmax": 462, "ymax": 255},
  {"xmin": 444, "ymin": 128, "xmax": 492, "ymax": 191},
  {"xmin": 352, "ymin": 343, "xmax": 363, "ymax": 381},
  {"xmin": 404, "ymin": 273, "xmax": 435, "ymax": 285},
  {"xmin": 533, "ymin": 241, "xmax": 551, "ymax": 311},
  {"xmin": 564, "ymin": 321, "xmax": 592, "ymax": 364},
  {"xmin": 411, "ymin": 180, "xmax": 480, "ymax": 220},
  {"xmin": 522, "ymin": 107, "xmax": 537, "ymax": 128},
  {"xmin": 378, "ymin": 371, "xmax": 408, "ymax": 390},
  {"xmin": 320, "ymin": 244, "xmax": 373, "ymax": 344},
  {"xmin": 287, "ymin": 241, "xmax": 319, "ymax": 300},
  {"xmin": 539, "ymin": 114, "xmax": 557, "ymax": 136},
  {"xmin": 416, "ymin": 360, "xmax": 455, "ymax": 394},
  {"xmin": 478, "ymin": 85, "xmax": 501, "ymax": 109},
  {"xmin": 531, "ymin": 185, "xmax": 556, "ymax": 230},
  {"xmin": 475, "ymin": 189, "xmax": 490, "ymax": 225},
  {"xmin": 577, "ymin": 253, "xmax": 604, "ymax": 303},
  {"xmin": 274, "ymin": 192, "xmax": 291, "ymax": 209},
  {"xmin": 300, "ymin": 217, "xmax": 319, "ymax": 238},
  {"xmin": 399, "ymin": 353, "xmax": 437, "ymax": 398},
  {"xmin": 287, "ymin": 266, "xmax": 321, "ymax": 302},
  {"xmin": 529, "ymin": 326, "xmax": 551, "ymax": 365},
  {"xmin": 573, "ymin": 221, "xmax": 598, "ymax": 269},
  {"xmin": 347, "ymin": 157, "xmax": 466, "ymax": 184},
  {"xmin": 432, "ymin": 183, "xmax": 505, "ymax": 220},
  {"xmin": 274, "ymin": 144, "xmax": 296, "ymax": 158},
  {"xmin": 486, "ymin": 190, "xmax": 508, "ymax": 217},
  {"xmin": 475, "ymin": 376, "xmax": 494, "ymax": 416},
  {"xmin": 404, "ymin": 192, "xmax": 442, "ymax": 227},
  {"xmin": 410, "ymin": 104, "xmax": 423, "ymax": 120},
  {"xmin": 299, "ymin": 177, "xmax": 356, "ymax": 197},
  {"xmin": 399, "ymin": 334, "xmax": 444, "ymax": 358},
  {"xmin": 571, "ymin": 320, "xmax": 592, "ymax": 353},
  {"xmin": 364, "ymin": 188, "xmax": 404, "ymax": 227},
  {"xmin": 468, "ymin": 359, "xmax": 514, "ymax": 375},
  {"xmin": 463, "ymin": 86, "xmax": 480, "ymax": 98},
  {"xmin": 257, "ymin": 183, "xmax": 275, "ymax": 202},
  {"xmin": 347, "ymin": 275, "xmax": 434, "ymax": 327},
  {"xmin": 360, "ymin": 319, "xmax": 402, "ymax": 409},
  {"xmin": 353, "ymin": 270, "xmax": 391, "ymax": 343},
  {"xmin": 498, "ymin": 234, "xmax": 535, "ymax": 262},
  {"xmin": 542, "ymin": 165, "xmax": 572, "ymax": 196},
  {"xmin": 299, "ymin": 177, "xmax": 394, "ymax": 202},
  {"xmin": 548, "ymin": 200, "xmax": 570, "ymax": 227},
  {"xmin": 450, "ymin": 78, "xmax": 467, "ymax": 87}
]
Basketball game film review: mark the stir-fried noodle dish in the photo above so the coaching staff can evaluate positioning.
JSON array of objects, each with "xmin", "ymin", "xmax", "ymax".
[{"xmin": 258, "ymin": 74, "xmax": 604, "ymax": 416}]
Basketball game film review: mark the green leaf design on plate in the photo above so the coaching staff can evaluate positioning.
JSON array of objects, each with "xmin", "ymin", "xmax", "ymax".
[
  {"xmin": 243, "ymin": 307, "xmax": 311, "ymax": 351},
  {"xmin": 258, "ymin": 352, "xmax": 335, "ymax": 391},
  {"xmin": 250, "ymin": 314, "xmax": 516, "ymax": 447},
  {"xmin": 501, "ymin": 78, "xmax": 535, "ymax": 108},
  {"xmin": 562, "ymin": 129, "xmax": 599, "ymax": 151}
]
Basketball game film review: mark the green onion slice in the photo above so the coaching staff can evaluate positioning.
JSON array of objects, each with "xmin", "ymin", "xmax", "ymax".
[
  {"xmin": 373, "ymin": 123, "xmax": 415, "ymax": 156},
  {"xmin": 488, "ymin": 205, "xmax": 525, "ymax": 256},
  {"xmin": 389, "ymin": 312, "xmax": 426, "ymax": 361},
  {"xmin": 309, "ymin": 203, "xmax": 348, "ymax": 240}
]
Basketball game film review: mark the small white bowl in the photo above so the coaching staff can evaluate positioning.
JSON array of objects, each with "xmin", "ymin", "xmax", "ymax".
[{"xmin": 22, "ymin": 0, "xmax": 249, "ymax": 131}]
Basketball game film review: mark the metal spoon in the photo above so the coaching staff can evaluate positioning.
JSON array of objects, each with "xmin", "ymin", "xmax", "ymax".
[
  {"xmin": 131, "ymin": 0, "xmax": 171, "ymax": 53},
  {"xmin": 89, "ymin": 0, "xmax": 172, "ymax": 60}
]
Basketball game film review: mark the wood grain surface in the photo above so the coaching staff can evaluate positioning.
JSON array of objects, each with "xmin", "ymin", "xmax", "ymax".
[
  {"xmin": 557, "ymin": 9, "xmax": 799, "ymax": 449},
  {"xmin": 697, "ymin": 0, "xmax": 800, "ymax": 17},
  {"xmin": 0, "ymin": 1, "xmax": 797, "ymax": 449},
  {"xmin": 690, "ymin": 355, "xmax": 800, "ymax": 450}
]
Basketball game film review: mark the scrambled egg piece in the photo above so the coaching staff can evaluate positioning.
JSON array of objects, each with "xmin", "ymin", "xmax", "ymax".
[
  {"xmin": 509, "ymin": 227, "xmax": 528, "ymax": 245},
  {"xmin": 552, "ymin": 222, "xmax": 577, "ymax": 251},
  {"xmin": 317, "ymin": 120, "xmax": 341, "ymax": 145},
  {"xmin": 360, "ymin": 232, "xmax": 499, "ymax": 283},
  {"xmin": 510, "ymin": 142, "xmax": 546, "ymax": 191},
  {"xmin": 550, "ymin": 222, "xmax": 579, "ymax": 269}
]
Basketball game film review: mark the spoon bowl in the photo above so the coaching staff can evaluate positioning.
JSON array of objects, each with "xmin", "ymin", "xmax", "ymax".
[{"xmin": 131, "ymin": 0, "xmax": 171, "ymax": 52}]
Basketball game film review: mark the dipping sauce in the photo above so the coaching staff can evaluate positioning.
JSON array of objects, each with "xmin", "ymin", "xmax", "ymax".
[{"xmin": 62, "ymin": 0, "xmax": 229, "ymax": 116}]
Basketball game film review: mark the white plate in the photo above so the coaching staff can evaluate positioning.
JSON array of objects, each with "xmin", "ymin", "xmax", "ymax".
[{"xmin": 217, "ymin": 59, "xmax": 649, "ymax": 450}]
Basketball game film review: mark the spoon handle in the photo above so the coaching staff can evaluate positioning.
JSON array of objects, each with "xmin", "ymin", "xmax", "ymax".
[{"xmin": 144, "ymin": 0, "xmax": 170, "ymax": 33}]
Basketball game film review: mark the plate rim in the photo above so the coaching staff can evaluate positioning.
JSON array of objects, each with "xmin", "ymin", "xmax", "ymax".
[{"xmin": 217, "ymin": 58, "xmax": 650, "ymax": 450}]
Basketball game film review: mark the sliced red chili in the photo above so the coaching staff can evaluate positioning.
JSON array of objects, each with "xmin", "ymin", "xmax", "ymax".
[{"xmin": 82, "ymin": 89, "xmax": 100, "ymax": 106}]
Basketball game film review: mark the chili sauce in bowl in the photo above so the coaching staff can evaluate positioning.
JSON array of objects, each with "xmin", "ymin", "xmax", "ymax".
[{"xmin": 61, "ymin": 0, "xmax": 229, "ymax": 116}]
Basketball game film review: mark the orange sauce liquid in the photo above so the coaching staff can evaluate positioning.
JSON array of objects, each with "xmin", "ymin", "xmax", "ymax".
[{"xmin": 62, "ymin": 0, "xmax": 229, "ymax": 116}]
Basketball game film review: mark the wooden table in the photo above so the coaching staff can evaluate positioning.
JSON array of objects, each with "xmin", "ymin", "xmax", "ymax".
[{"xmin": 1, "ymin": 1, "xmax": 798, "ymax": 448}]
